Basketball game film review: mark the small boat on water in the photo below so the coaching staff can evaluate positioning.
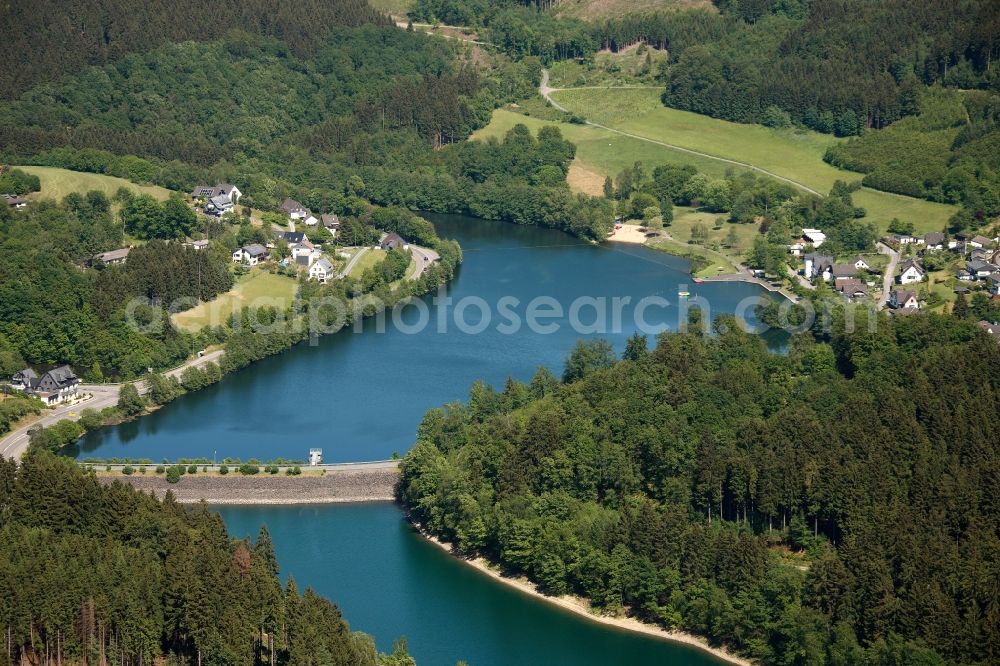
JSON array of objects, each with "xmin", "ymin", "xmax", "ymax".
[
  {"xmin": 693, "ymin": 277, "xmax": 704, "ymax": 284},
  {"xmin": 678, "ymin": 291, "xmax": 691, "ymax": 298}
]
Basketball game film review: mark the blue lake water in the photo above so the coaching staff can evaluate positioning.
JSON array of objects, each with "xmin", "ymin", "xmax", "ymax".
[{"xmin": 79, "ymin": 215, "xmax": 779, "ymax": 462}]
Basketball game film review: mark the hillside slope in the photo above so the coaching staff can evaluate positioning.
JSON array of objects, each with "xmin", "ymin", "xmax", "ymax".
[{"xmin": 0, "ymin": 0, "xmax": 390, "ymax": 99}]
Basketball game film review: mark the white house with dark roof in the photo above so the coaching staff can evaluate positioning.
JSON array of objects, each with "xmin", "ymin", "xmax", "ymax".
[
  {"xmin": 281, "ymin": 198, "xmax": 309, "ymax": 220},
  {"xmin": 12, "ymin": 365, "xmax": 80, "ymax": 405},
  {"xmin": 309, "ymin": 258, "xmax": 335, "ymax": 283},
  {"xmin": 321, "ymin": 214, "xmax": 340, "ymax": 235},
  {"xmin": 192, "ymin": 183, "xmax": 241, "ymax": 205},
  {"xmin": 233, "ymin": 244, "xmax": 269, "ymax": 266},
  {"xmin": 897, "ymin": 259, "xmax": 925, "ymax": 285},
  {"xmin": 889, "ymin": 289, "xmax": 919, "ymax": 310},
  {"xmin": 204, "ymin": 193, "xmax": 236, "ymax": 217},
  {"xmin": 923, "ymin": 232, "xmax": 945, "ymax": 250}
]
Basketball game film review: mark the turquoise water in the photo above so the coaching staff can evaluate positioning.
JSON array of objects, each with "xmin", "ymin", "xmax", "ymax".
[
  {"xmin": 78, "ymin": 215, "xmax": 780, "ymax": 462},
  {"xmin": 220, "ymin": 503, "xmax": 729, "ymax": 666}
]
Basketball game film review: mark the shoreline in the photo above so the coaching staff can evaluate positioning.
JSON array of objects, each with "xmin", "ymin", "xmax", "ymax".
[{"xmin": 414, "ymin": 526, "xmax": 753, "ymax": 666}]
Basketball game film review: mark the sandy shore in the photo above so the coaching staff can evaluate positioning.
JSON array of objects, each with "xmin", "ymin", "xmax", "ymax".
[
  {"xmin": 416, "ymin": 527, "xmax": 753, "ymax": 666},
  {"xmin": 607, "ymin": 223, "xmax": 656, "ymax": 245},
  {"xmin": 101, "ymin": 467, "xmax": 399, "ymax": 504}
]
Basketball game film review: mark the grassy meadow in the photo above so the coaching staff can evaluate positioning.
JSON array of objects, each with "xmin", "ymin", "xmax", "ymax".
[
  {"xmin": 482, "ymin": 88, "xmax": 957, "ymax": 234},
  {"xmin": 172, "ymin": 270, "xmax": 298, "ymax": 333},
  {"xmin": 348, "ymin": 248, "xmax": 386, "ymax": 277},
  {"xmin": 16, "ymin": 165, "xmax": 172, "ymax": 202}
]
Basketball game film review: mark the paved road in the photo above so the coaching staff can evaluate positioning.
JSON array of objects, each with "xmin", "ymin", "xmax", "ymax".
[
  {"xmin": 876, "ymin": 242, "xmax": 900, "ymax": 309},
  {"xmin": 540, "ymin": 70, "xmax": 824, "ymax": 197},
  {"xmin": 338, "ymin": 247, "xmax": 370, "ymax": 279},
  {"xmin": 409, "ymin": 245, "xmax": 440, "ymax": 280},
  {"xmin": 0, "ymin": 350, "xmax": 224, "ymax": 462}
]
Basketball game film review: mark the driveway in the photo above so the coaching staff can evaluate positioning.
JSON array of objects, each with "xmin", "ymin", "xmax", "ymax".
[{"xmin": 876, "ymin": 242, "xmax": 900, "ymax": 309}]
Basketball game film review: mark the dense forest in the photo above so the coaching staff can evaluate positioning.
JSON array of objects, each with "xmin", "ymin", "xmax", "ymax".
[
  {"xmin": 0, "ymin": 452, "xmax": 416, "ymax": 666},
  {"xmin": 0, "ymin": 193, "xmax": 216, "ymax": 380},
  {"xmin": 399, "ymin": 313, "xmax": 1000, "ymax": 665},
  {"xmin": 824, "ymin": 88, "xmax": 1000, "ymax": 231},
  {"xmin": 0, "ymin": 0, "xmax": 390, "ymax": 99},
  {"xmin": 0, "ymin": 25, "xmax": 613, "ymax": 239}
]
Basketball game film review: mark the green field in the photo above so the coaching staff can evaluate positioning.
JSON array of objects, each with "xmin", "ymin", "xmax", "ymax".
[
  {"xmin": 483, "ymin": 87, "xmax": 957, "ymax": 234},
  {"xmin": 17, "ymin": 166, "xmax": 172, "ymax": 202},
  {"xmin": 348, "ymin": 248, "xmax": 386, "ymax": 277},
  {"xmin": 171, "ymin": 270, "xmax": 298, "ymax": 332}
]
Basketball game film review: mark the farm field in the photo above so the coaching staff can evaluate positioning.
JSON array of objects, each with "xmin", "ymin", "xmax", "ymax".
[
  {"xmin": 171, "ymin": 270, "xmax": 298, "ymax": 333},
  {"xmin": 16, "ymin": 166, "xmax": 172, "ymax": 202},
  {"xmin": 493, "ymin": 87, "xmax": 957, "ymax": 233}
]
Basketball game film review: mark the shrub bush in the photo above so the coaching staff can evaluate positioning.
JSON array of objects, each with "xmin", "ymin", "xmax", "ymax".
[
  {"xmin": 219, "ymin": 464, "xmax": 229, "ymax": 475},
  {"xmin": 165, "ymin": 466, "xmax": 182, "ymax": 483},
  {"xmin": 122, "ymin": 465, "xmax": 134, "ymax": 475},
  {"xmin": 155, "ymin": 465, "xmax": 165, "ymax": 474},
  {"xmin": 238, "ymin": 464, "xmax": 260, "ymax": 475},
  {"xmin": 187, "ymin": 464, "xmax": 197, "ymax": 474}
]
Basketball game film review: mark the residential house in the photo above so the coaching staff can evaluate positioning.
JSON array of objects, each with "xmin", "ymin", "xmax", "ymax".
[
  {"xmin": 988, "ymin": 273, "xmax": 1000, "ymax": 296},
  {"xmin": 801, "ymin": 228, "xmax": 826, "ymax": 247},
  {"xmin": 12, "ymin": 365, "xmax": 80, "ymax": 405},
  {"xmin": 309, "ymin": 258, "xmax": 335, "ymax": 284},
  {"xmin": 887, "ymin": 232, "xmax": 917, "ymax": 246},
  {"xmin": 290, "ymin": 242, "xmax": 319, "ymax": 267},
  {"xmin": 233, "ymin": 244, "xmax": 269, "ymax": 266},
  {"xmin": 380, "ymin": 232, "xmax": 406, "ymax": 251},
  {"xmin": 852, "ymin": 256, "xmax": 872, "ymax": 271},
  {"xmin": 191, "ymin": 183, "xmax": 241, "ymax": 205},
  {"xmin": 889, "ymin": 289, "xmax": 919, "ymax": 310},
  {"xmin": 970, "ymin": 235, "xmax": 992, "ymax": 249},
  {"xmin": 204, "ymin": 194, "xmax": 235, "ymax": 217},
  {"xmin": 93, "ymin": 247, "xmax": 131, "ymax": 265},
  {"xmin": 966, "ymin": 259, "xmax": 998, "ymax": 281},
  {"xmin": 787, "ymin": 240, "xmax": 806, "ymax": 257},
  {"xmin": 834, "ymin": 279, "xmax": 867, "ymax": 300},
  {"xmin": 321, "ymin": 214, "xmax": 340, "ymax": 236},
  {"xmin": 971, "ymin": 247, "xmax": 989, "ymax": 262},
  {"xmin": 832, "ymin": 264, "xmax": 857, "ymax": 280},
  {"xmin": 897, "ymin": 259, "xmax": 925, "ymax": 284},
  {"xmin": 923, "ymin": 232, "xmax": 945, "ymax": 250},
  {"xmin": 10, "ymin": 369, "xmax": 37, "ymax": 391},
  {"xmin": 185, "ymin": 239, "xmax": 210, "ymax": 251},
  {"xmin": 281, "ymin": 198, "xmax": 309, "ymax": 220},
  {"xmin": 3, "ymin": 194, "xmax": 27, "ymax": 209},
  {"xmin": 803, "ymin": 253, "xmax": 833, "ymax": 281},
  {"xmin": 978, "ymin": 320, "xmax": 1000, "ymax": 340},
  {"xmin": 282, "ymin": 231, "xmax": 309, "ymax": 245},
  {"xmin": 302, "ymin": 214, "xmax": 319, "ymax": 227}
]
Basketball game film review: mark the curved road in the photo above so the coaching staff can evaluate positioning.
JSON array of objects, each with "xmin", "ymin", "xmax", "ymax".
[
  {"xmin": 0, "ymin": 350, "xmax": 224, "ymax": 462},
  {"xmin": 338, "ymin": 246, "xmax": 370, "ymax": 279},
  {"xmin": 540, "ymin": 70, "xmax": 824, "ymax": 197},
  {"xmin": 409, "ymin": 245, "xmax": 440, "ymax": 280}
]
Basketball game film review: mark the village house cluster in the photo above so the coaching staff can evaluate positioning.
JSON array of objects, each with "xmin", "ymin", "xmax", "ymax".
[{"xmin": 790, "ymin": 226, "xmax": 1000, "ymax": 312}]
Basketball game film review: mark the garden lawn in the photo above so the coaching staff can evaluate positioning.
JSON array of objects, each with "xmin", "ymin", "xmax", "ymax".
[
  {"xmin": 17, "ymin": 166, "xmax": 172, "ymax": 202},
  {"xmin": 171, "ymin": 270, "xmax": 298, "ymax": 333}
]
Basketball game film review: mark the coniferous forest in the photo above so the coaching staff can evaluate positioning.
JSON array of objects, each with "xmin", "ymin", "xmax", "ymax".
[
  {"xmin": 0, "ymin": 453, "xmax": 415, "ymax": 666},
  {"xmin": 399, "ymin": 313, "xmax": 1000, "ymax": 666}
]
